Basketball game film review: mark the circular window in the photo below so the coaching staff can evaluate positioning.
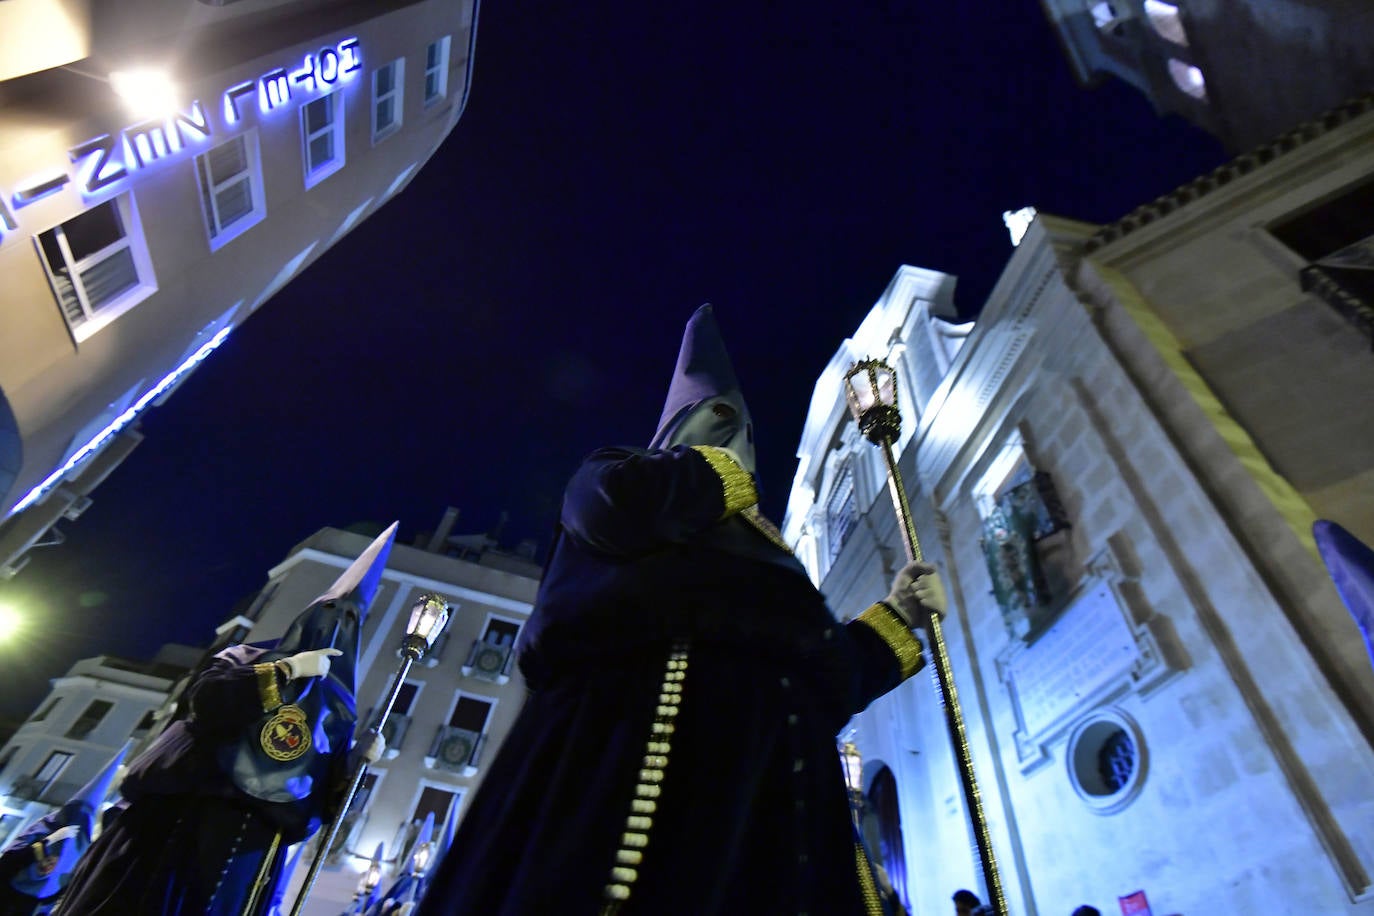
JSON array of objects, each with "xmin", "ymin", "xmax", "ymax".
[{"xmin": 1066, "ymin": 708, "xmax": 1146, "ymax": 814}]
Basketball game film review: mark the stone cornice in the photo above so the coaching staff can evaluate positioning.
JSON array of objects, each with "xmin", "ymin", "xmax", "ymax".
[{"xmin": 1083, "ymin": 91, "xmax": 1374, "ymax": 254}]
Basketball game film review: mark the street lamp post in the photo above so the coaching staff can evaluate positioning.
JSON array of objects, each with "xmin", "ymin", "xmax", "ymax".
[
  {"xmin": 843, "ymin": 358, "xmax": 1008, "ymax": 916},
  {"xmin": 288, "ymin": 594, "xmax": 452, "ymax": 916}
]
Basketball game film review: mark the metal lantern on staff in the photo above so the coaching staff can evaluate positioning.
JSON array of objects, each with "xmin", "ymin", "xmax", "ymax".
[
  {"xmin": 289, "ymin": 592, "xmax": 451, "ymax": 916},
  {"xmin": 843, "ymin": 357, "xmax": 1008, "ymax": 916}
]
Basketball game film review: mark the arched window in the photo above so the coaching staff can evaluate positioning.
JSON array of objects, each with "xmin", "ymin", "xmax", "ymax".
[
  {"xmin": 1167, "ymin": 58, "xmax": 1207, "ymax": 100},
  {"xmin": 1143, "ymin": 0, "xmax": 1188, "ymax": 45},
  {"xmin": 868, "ymin": 767, "xmax": 909, "ymax": 909}
]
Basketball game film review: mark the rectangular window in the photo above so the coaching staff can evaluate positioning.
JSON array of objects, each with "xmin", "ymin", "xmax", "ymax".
[
  {"xmin": 196, "ymin": 130, "xmax": 265, "ymax": 250},
  {"xmin": 428, "ymin": 695, "xmax": 493, "ymax": 772},
  {"xmin": 372, "ymin": 58, "xmax": 405, "ymax": 142},
  {"xmin": 32, "ymin": 750, "xmax": 73, "ymax": 783},
  {"xmin": 424, "ymin": 36, "xmax": 451, "ymax": 105},
  {"xmin": 66, "ymin": 699, "xmax": 114, "ymax": 739},
  {"xmin": 466, "ymin": 617, "xmax": 521, "ymax": 682},
  {"xmin": 328, "ymin": 771, "xmax": 380, "ymax": 857},
  {"xmin": 1269, "ymin": 177, "xmax": 1374, "ymax": 344},
  {"xmin": 370, "ymin": 681, "xmax": 420, "ymax": 757},
  {"xmin": 482, "ymin": 617, "xmax": 521, "ymax": 647},
  {"xmin": 30, "ymin": 697, "xmax": 61, "ymax": 723},
  {"xmin": 36, "ymin": 194, "xmax": 156, "ymax": 341},
  {"xmin": 394, "ymin": 681, "xmax": 419, "ymax": 716},
  {"xmin": 825, "ymin": 464, "xmax": 858, "ymax": 564},
  {"xmin": 448, "ymin": 695, "xmax": 492, "ymax": 732},
  {"xmin": 134, "ymin": 710, "xmax": 157, "ymax": 733},
  {"xmin": 300, "ymin": 90, "xmax": 345, "ymax": 189},
  {"xmin": 412, "ymin": 785, "xmax": 457, "ymax": 827}
]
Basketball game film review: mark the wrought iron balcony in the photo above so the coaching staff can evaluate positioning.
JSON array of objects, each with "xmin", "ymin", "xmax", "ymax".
[
  {"xmin": 461, "ymin": 637, "xmax": 514, "ymax": 684},
  {"xmin": 424, "ymin": 725, "xmax": 486, "ymax": 777}
]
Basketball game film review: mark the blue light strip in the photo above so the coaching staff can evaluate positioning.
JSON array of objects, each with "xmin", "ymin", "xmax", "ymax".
[{"xmin": 8, "ymin": 326, "xmax": 233, "ymax": 517}]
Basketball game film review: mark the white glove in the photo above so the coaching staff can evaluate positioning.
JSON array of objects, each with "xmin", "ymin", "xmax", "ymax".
[
  {"xmin": 279, "ymin": 648, "xmax": 342, "ymax": 680},
  {"xmin": 883, "ymin": 561, "xmax": 948, "ymax": 627},
  {"xmin": 354, "ymin": 729, "xmax": 386, "ymax": 764}
]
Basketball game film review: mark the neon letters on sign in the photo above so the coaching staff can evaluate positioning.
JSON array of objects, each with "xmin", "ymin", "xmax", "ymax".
[{"xmin": 0, "ymin": 37, "xmax": 362, "ymax": 217}]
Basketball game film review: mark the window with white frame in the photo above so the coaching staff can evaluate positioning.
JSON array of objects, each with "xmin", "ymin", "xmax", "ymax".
[
  {"xmin": 482, "ymin": 617, "xmax": 521, "ymax": 647},
  {"xmin": 369, "ymin": 680, "xmax": 420, "ymax": 758},
  {"xmin": 424, "ymin": 36, "xmax": 451, "ymax": 105},
  {"xmin": 32, "ymin": 750, "xmax": 73, "ymax": 786},
  {"xmin": 449, "ymin": 694, "xmax": 493, "ymax": 735},
  {"xmin": 464, "ymin": 616, "xmax": 521, "ymax": 682},
  {"xmin": 372, "ymin": 58, "xmax": 405, "ymax": 142},
  {"xmin": 29, "ymin": 697, "xmax": 61, "ymax": 723},
  {"xmin": 426, "ymin": 694, "xmax": 493, "ymax": 775},
  {"xmin": 65, "ymin": 699, "xmax": 113, "ymax": 740},
  {"xmin": 36, "ymin": 194, "xmax": 156, "ymax": 340},
  {"xmin": 825, "ymin": 462, "xmax": 858, "ymax": 564},
  {"xmin": 300, "ymin": 90, "xmax": 345, "ymax": 188},
  {"xmin": 410, "ymin": 784, "xmax": 457, "ymax": 829},
  {"xmin": 327, "ymin": 770, "xmax": 381, "ymax": 859},
  {"xmin": 196, "ymin": 130, "xmax": 265, "ymax": 250}
]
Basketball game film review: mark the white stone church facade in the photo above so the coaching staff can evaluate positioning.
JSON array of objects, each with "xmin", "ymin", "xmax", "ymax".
[{"xmin": 782, "ymin": 97, "xmax": 1374, "ymax": 916}]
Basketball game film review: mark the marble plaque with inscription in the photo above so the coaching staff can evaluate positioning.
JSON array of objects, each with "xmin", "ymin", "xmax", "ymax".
[{"xmin": 1007, "ymin": 582, "xmax": 1140, "ymax": 738}]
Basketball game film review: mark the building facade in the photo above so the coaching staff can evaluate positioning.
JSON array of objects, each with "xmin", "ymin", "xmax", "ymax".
[
  {"xmin": 0, "ymin": 0, "xmax": 479, "ymax": 577},
  {"xmin": 0, "ymin": 642, "xmax": 200, "ymax": 846},
  {"xmin": 782, "ymin": 99, "xmax": 1374, "ymax": 913},
  {"xmin": 1038, "ymin": 0, "xmax": 1374, "ymax": 150},
  {"xmin": 241, "ymin": 517, "xmax": 540, "ymax": 915}
]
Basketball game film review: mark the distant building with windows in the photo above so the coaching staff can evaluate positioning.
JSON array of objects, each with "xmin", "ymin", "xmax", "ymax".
[
  {"xmin": 240, "ymin": 513, "xmax": 540, "ymax": 915},
  {"xmin": 783, "ymin": 95, "xmax": 1374, "ymax": 914},
  {"xmin": 0, "ymin": 511, "xmax": 538, "ymax": 913},
  {"xmin": 1038, "ymin": 0, "xmax": 1374, "ymax": 150},
  {"xmin": 0, "ymin": 642, "xmax": 200, "ymax": 845},
  {"xmin": 0, "ymin": 0, "xmax": 479, "ymax": 578}
]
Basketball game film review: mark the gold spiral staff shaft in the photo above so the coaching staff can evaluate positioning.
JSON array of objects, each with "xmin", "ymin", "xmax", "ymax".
[{"xmin": 846, "ymin": 359, "xmax": 1008, "ymax": 916}]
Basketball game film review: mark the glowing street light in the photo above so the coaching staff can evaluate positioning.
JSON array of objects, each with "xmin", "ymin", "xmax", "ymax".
[
  {"xmin": 109, "ymin": 68, "xmax": 179, "ymax": 119},
  {"xmin": 0, "ymin": 604, "xmax": 22, "ymax": 641}
]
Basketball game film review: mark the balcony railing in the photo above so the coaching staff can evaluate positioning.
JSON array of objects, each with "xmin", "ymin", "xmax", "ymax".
[
  {"xmin": 461, "ymin": 638, "xmax": 514, "ymax": 684},
  {"xmin": 424, "ymin": 725, "xmax": 486, "ymax": 777}
]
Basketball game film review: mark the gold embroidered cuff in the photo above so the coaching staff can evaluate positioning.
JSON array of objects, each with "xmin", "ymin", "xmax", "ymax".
[
  {"xmin": 855, "ymin": 603, "xmax": 925, "ymax": 679},
  {"xmin": 254, "ymin": 662, "xmax": 284, "ymax": 711},
  {"xmin": 690, "ymin": 446, "xmax": 758, "ymax": 518}
]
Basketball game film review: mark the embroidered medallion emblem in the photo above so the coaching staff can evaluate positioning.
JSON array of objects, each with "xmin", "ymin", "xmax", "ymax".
[
  {"xmin": 261, "ymin": 704, "xmax": 311, "ymax": 761},
  {"xmin": 34, "ymin": 849, "xmax": 58, "ymax": 878}
]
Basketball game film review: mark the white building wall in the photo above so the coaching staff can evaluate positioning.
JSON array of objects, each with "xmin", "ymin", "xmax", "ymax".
[{"xmin": 0, "ymin": 646, "xmax": 195, "ymax": 847}]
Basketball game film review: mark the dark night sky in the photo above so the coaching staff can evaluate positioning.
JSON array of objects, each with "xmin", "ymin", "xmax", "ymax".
[{"xmin": 0, "ymin": 3, "xmax": 1225, "ymax": 719}]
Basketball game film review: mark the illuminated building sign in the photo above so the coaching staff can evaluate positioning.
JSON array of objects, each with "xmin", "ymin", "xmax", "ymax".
[{"xmin": 1, "ymin": 38, "xmax": 361, "ymax": 213}]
